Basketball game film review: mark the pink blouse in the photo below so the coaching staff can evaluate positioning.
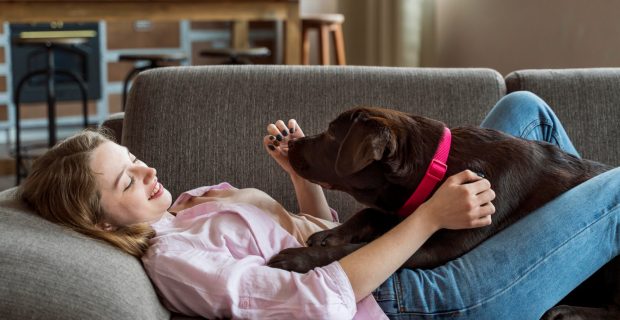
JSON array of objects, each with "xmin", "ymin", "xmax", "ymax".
[{"xmin": 142, "ymin": 182, "xmax": 387, "ymax": 319}]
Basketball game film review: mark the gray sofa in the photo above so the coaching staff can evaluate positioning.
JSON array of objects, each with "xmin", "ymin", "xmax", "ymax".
[{"xmin": 1, "ymin": 66, "xmax": 618, "ymax": 319}]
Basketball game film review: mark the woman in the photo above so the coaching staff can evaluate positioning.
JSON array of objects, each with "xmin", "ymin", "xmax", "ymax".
[{"xmin": 20, "ymin": 92, "xmax": 620, "ymax": 319}]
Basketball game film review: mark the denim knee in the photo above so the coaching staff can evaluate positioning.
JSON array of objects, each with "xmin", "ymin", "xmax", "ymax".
[{"xmin": 494, "ymin": 91, "xmax": 549, "ymax": 120}]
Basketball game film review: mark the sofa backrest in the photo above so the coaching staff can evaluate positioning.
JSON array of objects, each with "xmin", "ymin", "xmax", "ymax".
[
  {"xmin": 506, "ymin": 68, "xmax": 620, "ymax": 166},
  {"xmin": 123, "ymin": 66, "xmax": 505, "ymax": 218},
  {"xmin": 0, "ymin": 189, "xmax": 170, "ymax": 320}
]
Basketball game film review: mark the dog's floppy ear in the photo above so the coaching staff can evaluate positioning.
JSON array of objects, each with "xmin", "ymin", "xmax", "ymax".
[{"xmin": 335, "ymin": 115, "xmax": 391, "ymax": 177}]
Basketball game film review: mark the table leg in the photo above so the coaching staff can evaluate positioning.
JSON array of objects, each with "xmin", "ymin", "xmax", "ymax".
[
  {"xmin": 232, "ymin": 20, "xmax": 249, "ymax": 49},
  {"xmin": 284, "ymin": 2, "xmax": 300, "ymax": 65}
]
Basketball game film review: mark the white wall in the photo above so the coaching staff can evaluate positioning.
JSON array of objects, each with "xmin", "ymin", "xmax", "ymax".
[{"xmin": 433, "ymin": 0, "xmax": 620, "ymax": 75}]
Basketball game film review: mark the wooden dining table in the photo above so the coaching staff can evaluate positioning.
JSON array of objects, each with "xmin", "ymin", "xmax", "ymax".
[{"xmin": 0, "ymin": 0, "xmax": 301, "ymax": 64}]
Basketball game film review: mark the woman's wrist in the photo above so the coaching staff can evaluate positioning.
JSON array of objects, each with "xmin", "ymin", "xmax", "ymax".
[
  {"xmin": 290, "ymin": 172, "xmax": 312, "ymax": 187},
  {"xmin": 411, "ymin": 202, "xmax": 442, "ymax": 233}
]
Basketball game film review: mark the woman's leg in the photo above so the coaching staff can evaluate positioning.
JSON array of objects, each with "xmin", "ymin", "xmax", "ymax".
[
  {"xmin": 374, "ymin": 167, "xmax": 620, "ymax": 319},
  {"xmin": 480, "ymin": 91, "xmax": 580, "ymax": 157}
]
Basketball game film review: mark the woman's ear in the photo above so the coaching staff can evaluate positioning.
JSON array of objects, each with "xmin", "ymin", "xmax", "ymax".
[{"xmin": 99, "ymin": 221, "xmax": 116, "ymax": 231}]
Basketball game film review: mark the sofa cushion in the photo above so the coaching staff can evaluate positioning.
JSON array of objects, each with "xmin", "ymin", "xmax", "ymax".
[
  {"xmin": 0, "ymin": 188, "xmax": 170, "ymax": 320},
  {"xmin": 123, "ymin": 65, "xmax": 505, "ymax": 220},
  {"xmin": 100, "ymin": 111, "xmax": 125, "ymax": 143},
  {"xmin": 506, "ymin": 68, "xmax": 620, "ymax": 166}
]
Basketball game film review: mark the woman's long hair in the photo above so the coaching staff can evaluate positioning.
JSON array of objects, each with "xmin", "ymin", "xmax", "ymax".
[{"xmin": 19, "ymin": 130, "xmax": 155, "ymax": 257}]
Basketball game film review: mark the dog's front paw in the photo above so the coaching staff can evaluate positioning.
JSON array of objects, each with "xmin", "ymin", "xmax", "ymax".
[
  {"xmin": 267, "ymin": 247, "xmax": 326, "ymax": 273},
  {"xmin": 306, "ymin": 229, "xmax": 353, "ymax": 247}
]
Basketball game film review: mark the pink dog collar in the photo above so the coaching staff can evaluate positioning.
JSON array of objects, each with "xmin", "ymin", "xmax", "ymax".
[{"xmin": 397, "ymin": 127, "xmax": 452, "ymax": 217}]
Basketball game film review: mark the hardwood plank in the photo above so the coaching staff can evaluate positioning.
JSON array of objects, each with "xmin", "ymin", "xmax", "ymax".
[{"xmin": 0, "ymin": 2, "xmax": 289, "ymax": 22}]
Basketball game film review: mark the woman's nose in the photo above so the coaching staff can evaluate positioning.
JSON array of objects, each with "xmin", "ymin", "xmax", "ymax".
[
  {"xmin": 130, "ymin": 165, "xmax": 156, "ymax": 183},
  {"xmin": 142, "ymin": 166, "xmax": 157, "ymax": 183}
]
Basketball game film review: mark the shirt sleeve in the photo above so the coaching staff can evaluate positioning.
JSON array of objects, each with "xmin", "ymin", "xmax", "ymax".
[
  {"xmin": 143, "ymin": 249, "xmax": 357, "ymax": 320},
  {"xmin": 330, "ymin": 207, "xmax": 340, "ymax": 222}
]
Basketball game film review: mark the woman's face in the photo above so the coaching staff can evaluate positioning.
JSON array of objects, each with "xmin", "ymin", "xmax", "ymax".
[{"xmin": 90, "ymin": 141, "xmax": 172, "ymax": 228}]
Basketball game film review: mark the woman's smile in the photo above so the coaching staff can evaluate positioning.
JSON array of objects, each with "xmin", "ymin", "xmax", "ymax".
[{"xmin": 149, "ymin": 181, "xmax": 164, "ymax": 200}]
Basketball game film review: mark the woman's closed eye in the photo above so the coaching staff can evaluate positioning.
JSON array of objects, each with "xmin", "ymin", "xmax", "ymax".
[
  {"xmin": 124, "ymin": 176, "xmax": 135, "ymax": 191},
  {"xmin": 124, "ymin": 157, "xmax": 140, "ymax": 191}
]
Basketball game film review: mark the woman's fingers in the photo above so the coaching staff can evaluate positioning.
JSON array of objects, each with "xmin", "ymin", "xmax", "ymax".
[
  {"xmin": 469, "ymin": 197, "xmax": 495, "ymax": 227},
  {"xmin": 476, "ymin": 188, "xmax": 496, "ymax": 206},
  {"xmin": 449, "ymin": 169, "xmax": 482, "ymax": 184},
  {"xmin": 275, "ymin": 120, "xmax": 290, "ymax": 138},
  {"xmin": 466, "ymin": 177, "xmax": 491, "ymax": 195},
  {"xmin": 267, "ymin": 123, "xmax": 283, "ymax": 141},
  {"xmin": 479, "ymin": 202, "xmax": 496, "ymax": 216},
  {"xmin": 288, "ymin": 119, "xmax": 304, "ymax": 138},
  {"xmin": 263, "ymin": 135, "xmax": 277, "ymax": 152},
  {"xmin": 471, "ymin": 214, "xmax": 493, "ymax": 228}
]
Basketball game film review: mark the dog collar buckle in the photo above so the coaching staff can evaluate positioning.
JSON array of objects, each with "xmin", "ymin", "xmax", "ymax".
[
  {"xmin": 397, "ymin": 127, "xmax": 452, "ymax": 217},
  {"xmin": 427, "ymin": 159, "xmax": 448, "ymax": 181}
]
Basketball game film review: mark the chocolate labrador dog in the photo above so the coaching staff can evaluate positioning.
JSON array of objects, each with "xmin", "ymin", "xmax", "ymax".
[{"xmin": 267, "ymin": 106, "xmax": 618, "ymax": 319}]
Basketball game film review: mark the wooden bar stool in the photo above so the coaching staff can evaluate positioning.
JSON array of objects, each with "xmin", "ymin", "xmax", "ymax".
[{"xmin": 302, "ymin": 13, "xmax": 346, "ymax": 65}]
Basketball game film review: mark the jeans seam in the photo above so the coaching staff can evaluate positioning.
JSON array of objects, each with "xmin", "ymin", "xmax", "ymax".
[
  {"xmin": 395, "ymin": 202, "xmax": 620, "ymax": 316},
  {"xmin": 521, "ymin": 118, "xmax": 562, "ymax": 149},
  {"xmin": 521, "ymin": 118, "xmax": 551, "ymax": 138},
  {"xmin": 394, "ymin": 271, "xmax": 405, "ymax": 313}
]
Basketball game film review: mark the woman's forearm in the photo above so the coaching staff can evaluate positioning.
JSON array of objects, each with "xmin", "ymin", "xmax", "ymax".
[
  {"xmin": 290, "ymin": 174, "xmax": 332, "ymax": 221},
  {"xmin": 339, "ymin": 205, "xmax": 439, "ymax": 301}
]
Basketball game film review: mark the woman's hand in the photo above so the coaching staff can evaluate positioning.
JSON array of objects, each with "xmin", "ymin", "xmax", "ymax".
[
  {"xmin": 263, "ymin": 119, "xmax": 304, "ymax": 175},
  {"xmin": 419, "ymin": 169, "xmax": 496, "ymax": 231},
  {"xmin": 263, "ymin": 119, "xmax": 332, "ymax": 220}
]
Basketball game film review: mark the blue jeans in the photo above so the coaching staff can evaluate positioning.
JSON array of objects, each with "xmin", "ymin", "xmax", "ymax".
[{"xmin": 373, "ymin": 91, "xmax": 620, "ymax": 319}]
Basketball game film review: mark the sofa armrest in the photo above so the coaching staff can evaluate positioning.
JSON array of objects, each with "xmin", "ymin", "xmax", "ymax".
[{"xmin": 0, "ymin": 188, "xmax": 170, "ymax": 319}]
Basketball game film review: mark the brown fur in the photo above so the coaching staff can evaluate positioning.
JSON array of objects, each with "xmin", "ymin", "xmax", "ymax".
[{"xmin": 266, "ymin": 106, "xmax": 618, "ymax": 319}]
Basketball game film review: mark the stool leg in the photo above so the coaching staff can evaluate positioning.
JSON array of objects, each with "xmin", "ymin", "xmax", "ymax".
[
  {"xmin": 46, "ymin": 46, "xmax": 57, "ymax": 148},
  {"xmin": 332, "ymin": 24, "xmax": 346, "ymax": 65},
  {"xmin": 56, "ymin": 70, "xmax": 89, "ymax": 128},
  {"xmin": 13, "ymin": 70, "xmax": 48, "ymax": 185},
  {"xmin": 319, "ymin": 25, "xmax": 330, "ymax": 65},
  {"xmin": 122, "ymin": 66, "xmax": 147, "ymax": 111},
  {"xmin": 302, "ymin": 24, "xmax": 311, "ymax": 65}
]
